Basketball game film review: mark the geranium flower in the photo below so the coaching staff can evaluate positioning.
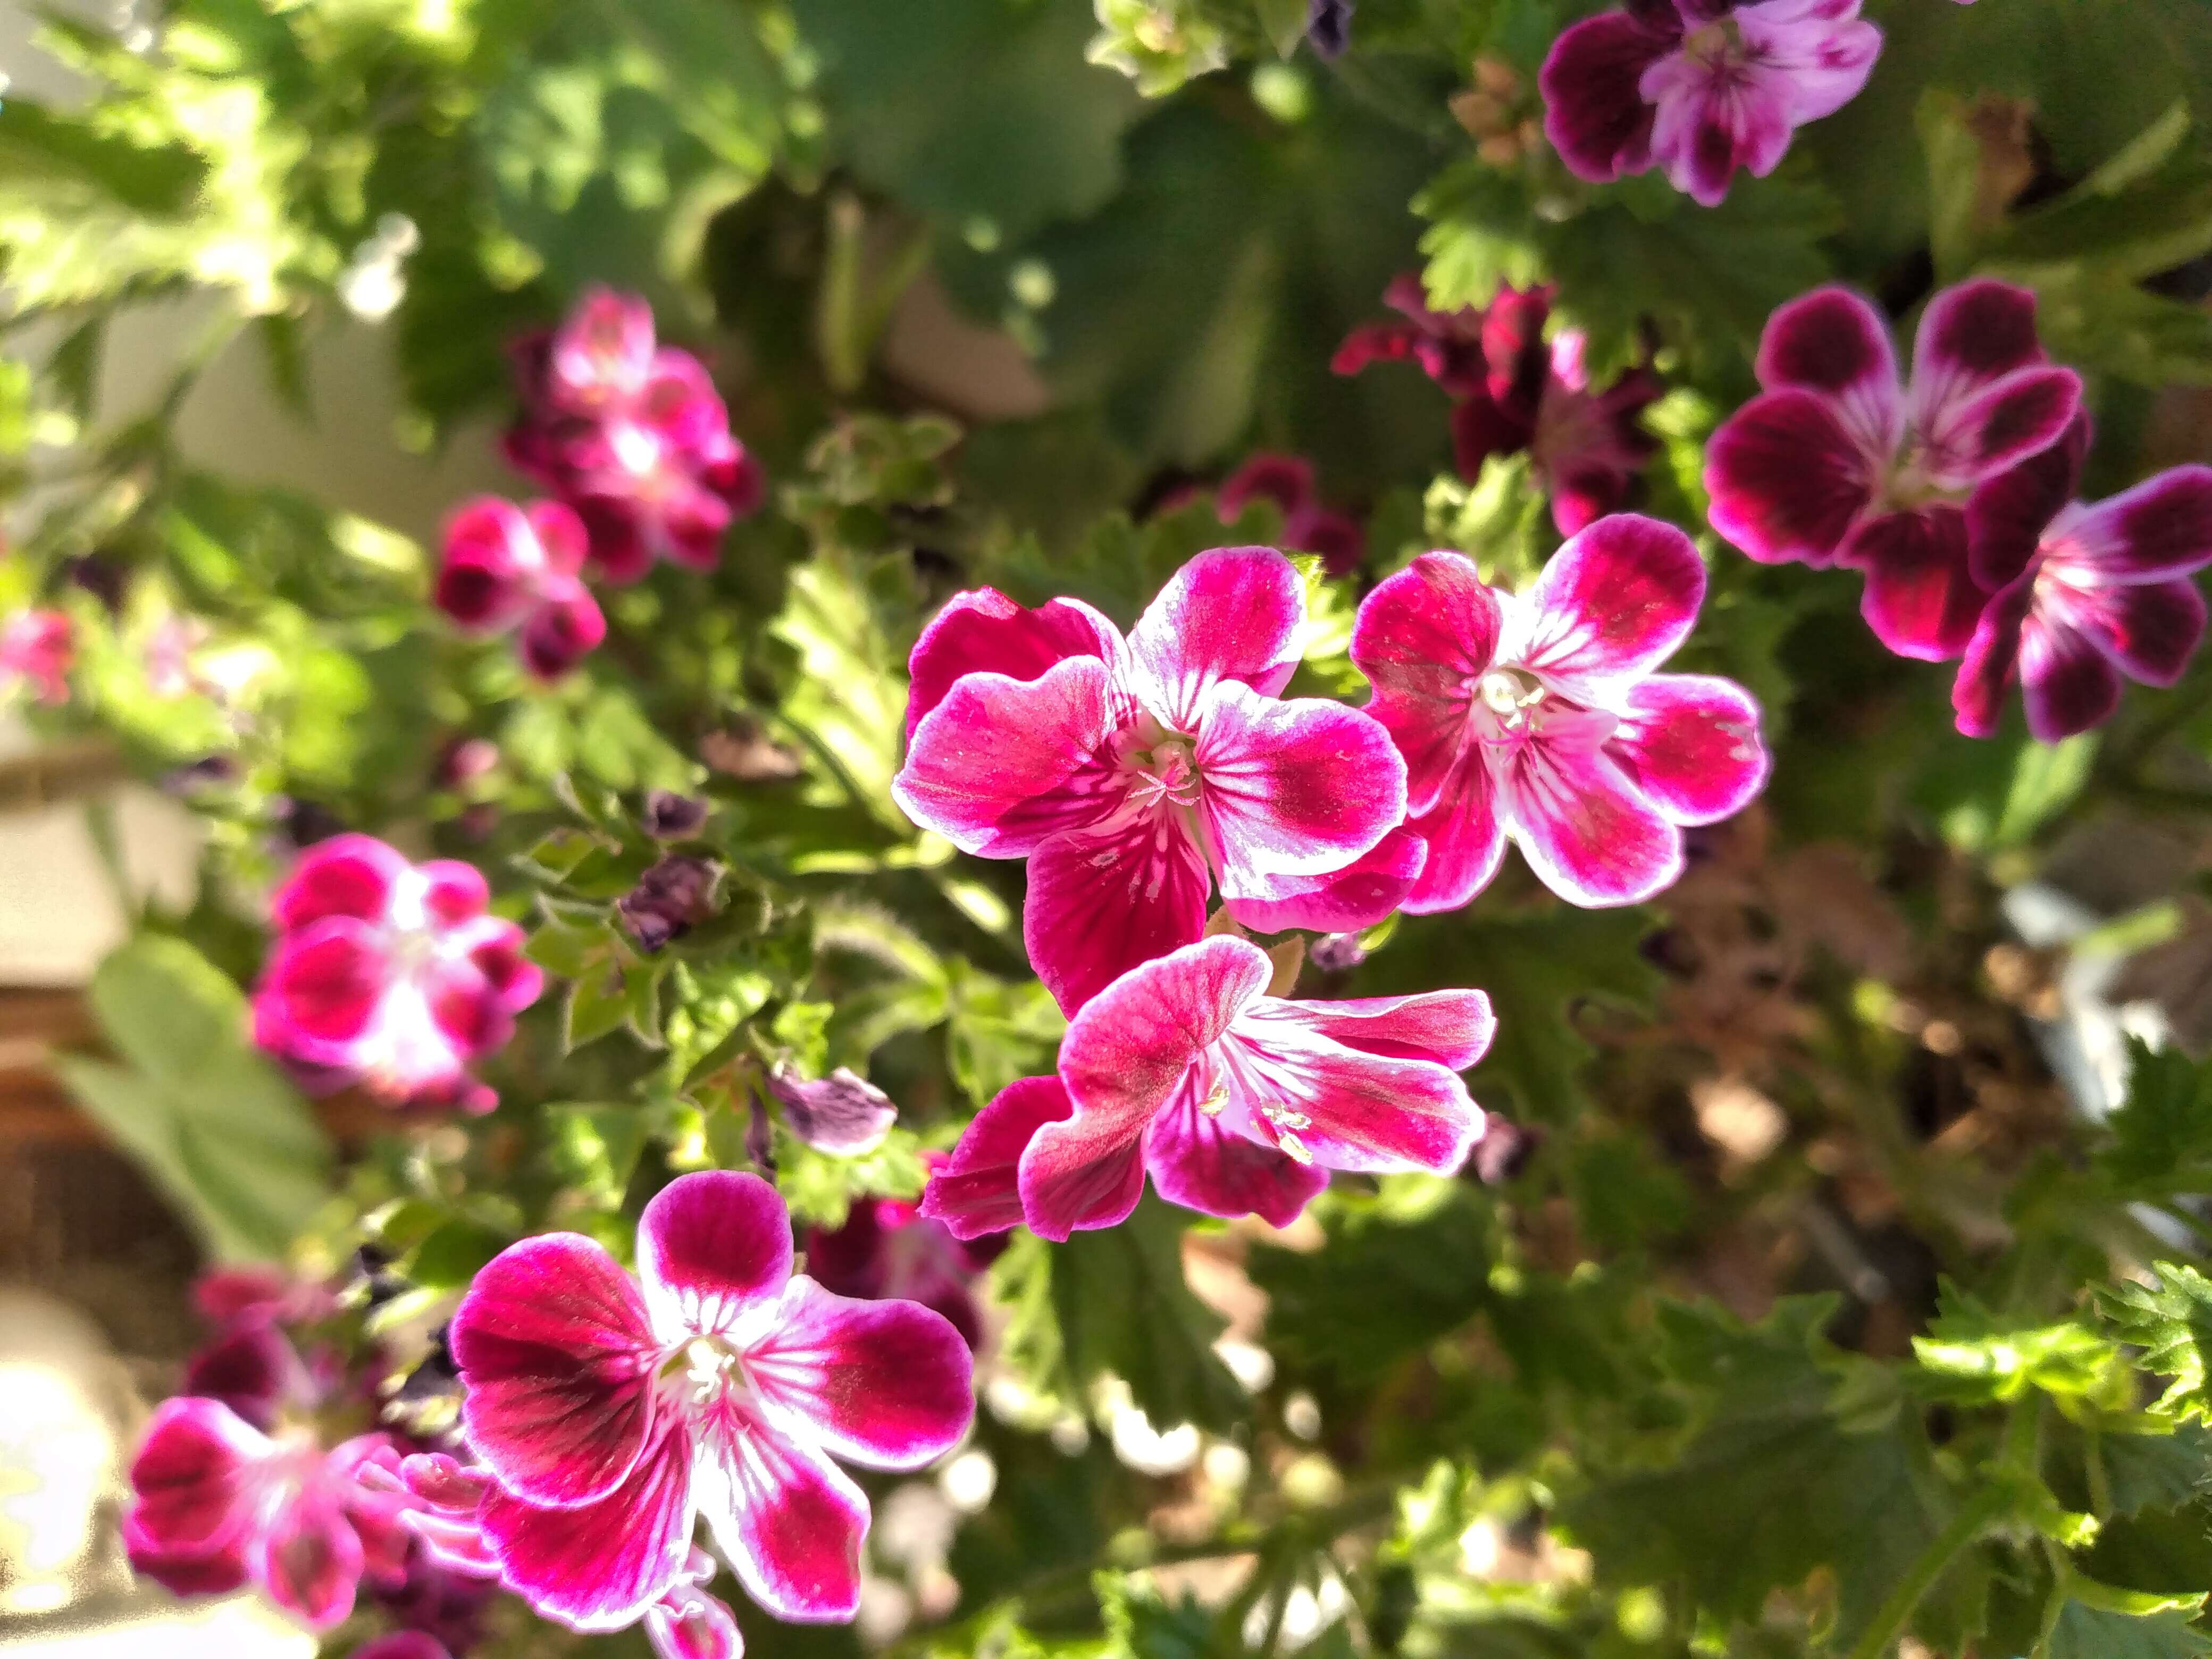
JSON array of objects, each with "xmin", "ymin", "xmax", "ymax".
[
  {"xmin": 893, "ymin": 548, "xmax": 1418, "ymax": 1014},
  {"xmin": 807, "ymin": 1157, "xmax": 1004, "ymax": 1351},
  {"xmin": 1705, "ymin": 281, "xmax": 2082, "ymax": 659},
  {"xmin": 251, "ymin": 835, "xmax": 542, "ymax": 1115},
  {"xmin": 1955, "ymin": 420, "xmax": 2212, "ymax": 741},
  {"xmin": 434, "ymin": 498, "xmax": 607, "ymax": 680},
  {"xmin": 0, "ymin": 608, "xmax": 71, "ymax": 703},
  {"xmin": 1351, "ymin": 517, "xmax": 1769, "ymax": 910},
  {"xmin": 1214, "ymin": 454, "xmax": 1365, "ymax": 575},
  {"xmin": 446, "ymin": 1171, "xmax": 973, "ymax": 1633},
  {"xmin": 923, "ymin": 936, "xmax": 1491, "ymax": 1239},
  {"xmin": 505, "ymin": 288, "xmax": 765, "ymax": 583},
  {"xmin": 1540, "ymin": 0, "xmax": 1882, "ymax": 208},
  {"xmin": 124, "ymin": 1399, "xmax": 414, "ymax": 1630},
  {"xmin": 1334, "ymin": 278, "xmax": 1660, "ymax": 534}
]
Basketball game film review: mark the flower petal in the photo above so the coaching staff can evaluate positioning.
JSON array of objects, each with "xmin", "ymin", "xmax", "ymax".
[
  {"xmin": 1755, "ymin": 287, "xmax": 1900, "ymax": 429},
  {"xmin": 2054, "ymin": 465, "xmax": 2212, "ymax": 583},
  {"xmin": 258, "ymin": 918, "xmax": 390, "ymax": 1057},
  {"xmin": 905, "ymin": 588, "xmax": 1123, "ymax": 738},
  {"xmin": 692, "ymin": 1402, "xmax": 869, "ymax": 1622},
  {"xmin": 1197, "ymin": 682, "xmax": 1407, "ymax": 882},
  {"xmin": 1400, "ymin": 761, "xmax": 1510, "ymax": 915},
  {"xmin": 1499, "ymin": 739, "xmax": 1683, "ymax": 906},
  {"xmin": 125, "ymin": 1398, "xmax": 267, "ymax": 1560},
  {"xmin": 1144, "ymin": 1080, "xmax": 1330, "ymax": 1227},
  {"xmin": 1126, "ymin": 546, "xmax": 1304, "ymax": 732},
  {"xmin": 1704, "ymin": 389, "xmax": 1879, "ymax": 567},
  {"xmin": 1607, "ymin": 673, "xmax": 1770, "ymax": 824},
  {"xmin": 1848, "ymin": 506, "xmax": 1985, "ymax": 660},
  {"xmin": 1966, "ymin": 417, "xmax": 2088, "ymax": 591},
  {"xmin": 892, "ymin": 656, "xmax": 1125, "ymax": 857},
  {"xmin": 646, "ymin": 1585, "xmax": 746, "ymax": 1659},
  {"xmin": 1351, "ymin": 551, "xmax": 1499, "ymax": 815},
  {"xmin": 1539, "ymin": 9, "xmax": 1671, "ymax": 185},
  {"xmin": 183, "ymin": 1322, "xmax": 308, "ymax": 1434},
  {"xmin": 1248, "ymin": 987, "xmax": 1496, "ymax": 1070},
  {"xmin": 1921, "ymin": 364, "xmax": 2082, "ymax": 491},
  {"xmin": 519, "ymin": 588, "xmax": 607, "ymax": 680},
  {"xmin": 450, "ymin": 1234, "xmax": 657, "ymax": 1509},
  {"xmin": 253, "ymin": 1491, "xmax": 364, "ymax": 1629},
  {"xmin": 481, "ymin": 1424, "xmax": 695, "ymax": 1632},
  {"xmin": 1222, "ymin": 826, "xmax": 1427, "ymax": 935},
  {"xmin": 2020, "ymin": 610, "xmax": 2123, "ymax": 743},
  {"xmin": 638, "ymin": 1170, "xmax": 793, "ymax": 1343},
  {"xmin": 1023, "ymin": 814, "xmax": 1210, "ymax": 1017},
  {"xmin": 1509, "ymin": 514, "xmax": 1705, "ymax": 689},
  {"xmin": 921, "ymin": 1076, "xmax": 1075, "ymax": 1240},
  {"xmin": 2072, "ymin": 577, "xmax": 2208, "ymax": 690},
  {"xmin": 1907, "ymin": 279, "xmax": 2049, "ymax": 435},
  {"xmin": 1219, "ymin": 1025, "xmax": 1485, "ymax": 1174},
  {"xmin": 1951, "ymin": 571, "xmax": 2034, "ymax": 740},
  {"xmin": 272, "ymin": 834, "xmax": 409, "ymax": 929},
  {"xmin": 743, "ymin": 1276, "xmax": 974, "ymax": 1470}
]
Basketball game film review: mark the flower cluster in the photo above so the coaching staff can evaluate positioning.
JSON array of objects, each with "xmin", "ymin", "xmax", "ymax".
[
  {"xmin": 250, "ymin": 833, "xmax": 542, "ymax": 1115},
  {"xmin": 1335, "ymin": 276, "xmax": 1661, "ymax": 534},
  {"xmin": 433, "ymin": 498, "xmax": 606, "ymax": 681}
]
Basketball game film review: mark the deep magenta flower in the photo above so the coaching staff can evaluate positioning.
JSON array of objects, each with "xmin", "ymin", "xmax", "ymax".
[
  {"xmin": 1351, "ymin": 517, "xmax": 1769, "ymax": 911},
  {"xmin": 0, "ymin": 608, "xmax": 71, "ymax": 703},
  {"xmin": 505, "ymin": 288, "xmax": 765, "ymax": 583},
  {"xmin": 435, "ymin": 498, "xmax": 606, "ymax": 681},
  {"xmin": 1540, "ymin": 0, "xmax": 1881, "ymax": 207},
  {"xmin": 1214, "ymin": 454, "xmax": 1366, "ymax": 576},
  {"xmin": 1954, "ymin": 421, "xmax": 2212, "ymax": 741},
  {"xmin": 447, "ymin": 1171, "xmax": 973, "ymax": 1633},
  {"xmin": 251, "ymin": 835, "xmax": 542, "ymax": 1115},
  {"xmin": 923, "ymin": 936, "xmax": 1491, "ymax": 1239},
  {"xmin": 807, "ymin": 1155, "xmax": 1004, "ymax": 1352},
  {"xmin": 1706, "ymin": 281, "xmax": 2083, "ymax": 659},
  {"xmin": 125, "ymin": 1399, "xmax": 414, "ymax": 1630},
  {"xmin": 893, "ymin": 548, "xmax": 1418, "ymax": 1015},
  {"xmin": 1334, "ymin": 278, "xmax": 1660, "ymax": 535}
]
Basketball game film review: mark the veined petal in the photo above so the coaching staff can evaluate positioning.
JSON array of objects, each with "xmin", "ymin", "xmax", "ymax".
[
  {"xmin": 1144, "ymin": 1080, "xmax": 1330, "ymax": 1227},
  {"xmin": 1509, "ymin": 514, "xmax": 1705, "ymax": 690},
  {"xmin": 1222, "ymin": 826, "xmax": 1426, "ymax": 935},
  {"xmin": 2051, "ymin": 465, "xmax": 2212, "ymax": 583},
  {"xmin": 1848, "ymin": 506, "xmax": 1985, "ymax": 660},
  {"xmin": 1246, "ymin": 986, "xmax": 1495, "ymax": 1070},
  {"xmin": 1907, "ymin": 279, "xmax": 2049, "ymax": 438},
  {"xmin": 1920, "ymin": 364, "xmax": 2081, "ymax": 491},
  {"xmin": 1219, "ymin": 1024, "xmax": 1485, "ymax": 1174},
  {"xmin": 646, "ymin": 1583, "xmax": 745, "ymax": 1659},
  {"xmin": 1198, "ymin": 683, "xmax": 1406, "ymax": 884},
  {"xmin": 920, "ymin": 1076, "xmax": 1075, "ymax": 1240},
  {"xmin": 638, "ymin": 1171, "xmax": 793, "ymax": 1344},
  {"xmin": 1966, "ymin": 417, "xmax": 2088, "ymax": 591},
  {"xmin": 1645, "ymin": 59, "xmax": 1796, "ymax": 206},
  {"xmin": 1608, "ymin": 674, "xmax": 1770, "ymax": 825},
  {"xmin": 2019, "ymin": 609, "xmax": 2123, "ymax": 743},
  {"xmin": 1704, "ymin": 389, "xmax": 1879, "ymax": 567},
  {"xmin": 1738, "ymin": 0, "xmax": 1881, "ymax": 121},
  {"xmin": 905, "ymin": 588, "xmax": 1123, "ymax": 738},
  {"xmin": 1539, "ymin": 9, "xmax": 1671, "ymax": 185},
  {"xmin": 450, "ymin": 1234, "xmax": 657, "ymax": 1509},
  {"xmin": 1498, "ymin": 737, "xmax": 1683, "ymax": 906},
  {"xmin": 272, "ymin": 834, "xmax": 410, "ymax": 930},
  {"xmin": 481, "ymin": 1423, "xmax": 696, "ymax": 1632},
  {"xmin": 692, "ymin": 1400, "xmax": 869, "ymax": 1623},
  {"xmin": 1023, "ymin": 815, "xmax": 1210, "ymax": 1017},
  {"xmin": 1126, "ymin": 547, "xmax": 1305, "ymax": 731},
  {"xmin": 744, "ymin": 1276, "xmax": 974, "ymax": 1470},
  {"xmin": 1351, "ymin": 552, "xmax": 1499, "ymax": 815},
  {"xmin": 1396, "ymin": 747, "xmax": 1508, "ymax": 916},
  {"xmin": 892, "ymin": 656, "xmax": 1125, "ymax": 857},
  {"xmin": 125, "ymin": 1398, "xmax": 268, "ymax": 1560},
  {"xmin": 1951, "ymin": 571, "xmax": 2034, "ymax": 739},
  {"xmin": 2072, "ymin": 577, "xmax": 2207, "ymax": 690}
]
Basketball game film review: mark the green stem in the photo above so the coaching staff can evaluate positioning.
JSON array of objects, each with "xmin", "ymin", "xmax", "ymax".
[{"xmin": 1846, "ymin": 1482, "xmax": 2013, "ymax": 1659}]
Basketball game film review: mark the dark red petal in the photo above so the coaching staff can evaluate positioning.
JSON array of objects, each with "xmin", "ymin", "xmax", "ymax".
[{"xmin": 1539, "ymin": 10, "xmax": 1672, "ymax": 185}]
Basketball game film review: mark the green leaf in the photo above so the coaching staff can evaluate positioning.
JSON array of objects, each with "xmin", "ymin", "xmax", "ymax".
[
  {"xmin": 2100, "ymin": 1264, "xmax": 2212, "ymax": 1423},
  {"xmin": 1912, "ymin": 1281, "xmax": 2123, "ymax": 1404},
  {"xmin": 546, "ymin": 1103, "xmax": 651, "ymax": 1203},
  {"xmin": 2046, "ymin": 1596, "xmax": 2212, "ymax": 1659},
  {"xmin": 2101, "ymin": 1039, "xmax": 2212, "ymax": 1193}
]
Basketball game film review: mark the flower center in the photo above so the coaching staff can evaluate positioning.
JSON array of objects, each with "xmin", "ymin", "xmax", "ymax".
[
  {"xmin": 666, "ymin": 1335, "xmax": 753, "ymax": 1410},
  {"xmin": 1475, "ymin": 666, "xmax": 1547, "ymax": 729},
  {"xmin": 1117, "ymin": 715, "xmax": 1204, "ymax": 814},
  {"xmin": 1682, "ymin": 17, "xmax": 1747, "ymax": 72}
]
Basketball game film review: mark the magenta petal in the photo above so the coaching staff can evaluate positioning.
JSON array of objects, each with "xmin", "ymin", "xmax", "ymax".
[
  {"xmin": 2020, "ymin": 611, "xmax": 2123, "ymax": 743},
  {"xmin": 638, "ymin": 1170, "xmax": 793, "ymax": 1342},
  {"xmin": 744, "ymin": 1277, "xmax": 974, "ymax": 1469},
  {"xmin": 1909, "ymin": 279, "xmax": 2049, "ymax": 425},
  {"xmin": 1400, "ymin": 755, "xmax": 1508, "ymax": 916},
  {"xmin": 904, "ymin": 588, "xmax": 1123, "ymax": 738},
  {"xmin": 1144, "ymin": 1080, "xmax": 1330, "ymax": 1226},
  {"xmin": 1608, "ymin": 673, "xmax": 1770, "ymax": 825},
  {"xmin": 1849, "ymin": 506, "xmax": 1985, "ymax": 660},
  {"xmin": 1023, "ymin": 815, "xmax": 1210, "ymax": 1017},
  {"xmin": 1014, "ymin": 1120, "xmax": 1149, "ymax": 1242},
  {"xmin": 520, "ymin": 589, "xmax": 607, "ymax": 680},
  {"xmin": 450, "ymin": 1234, "xmax": 657, "ymax": 1509},
  {"xmin": 1967, "ymin": 419, "xmax": 2089, "ymax": 590},
  {"xmin": 183, "ymin": 1322, "xmax": 308, "ymax": 1433},
  {"xmin": 1198, "ymin": 683, "xmax": 1406, "ymax": 883},
  {"xmin": 1217, "ymin": 454, "xmax": 1318, "ymax": 525},
  {"xmin": 1250, "ymin": 987, "xmax": 1496, "ymax": 1070},
  {"xmin": 1126, "ymin": 546, "xmax": 1304, "ymax": 732},
  {"xmin": 1512, "ymin": 514, "xmax": 1705, "ymax": 689},
  {"xmin": 1924, "ymin": 365, "xmax": 2082, "ymax": 491},
  {"xmin": 254, "ymin": 1492, "xmax": 364, "ymax": 1629},
  {"xmin": 126, "ymin": 1398, "xmax": 265, "ymax": 1559},
  {"xmin": 1222, "ymin": 826, "xmax": 1427, "ymax": 935},
  {"xmin": 1951, "ymin": 572, "xmax": 2034, "ymax": 739},
  {"xmin": 1539, "ymin": 9, "xmax": 1670, "ymax": 184},
  {"xmin": 1222, "ymin": 1026, "xmax": 1485, "ymax": 1174},
  {"xmin": 482, "ymin": 1424, "xmax": 696, "ymax": 1632},
  {"xmin": 260, "ymin": 918, "xmax": 389, "ymax": 1055},
  {"xmin": 892, "ymin": 655, "xmax": 1124, "ymax": 857},
  {"xmin": 273, "ymin": 834, "xmax": 408, "ymax": 929},
  {"xmin": 2058, "ymin": 465, "xmax": 2212, "ymax": 582},
  {"xmin": 647, "ymin": 1585, "xmax": 745, "ymax": 1659},
  {"xmin": 1757, "ymin": 287, "xmax": 1900, "ymax": 416},
  {"xmin": 1351, "ymin": 551, "xmax": 1499, "ymax": 815},
  {"xmin": 1704, "ymin": 389, "xmax": 1878, "ymax": 567},
  {"xmin": 920, "ymin": 1076, "xmax": 1074, "ymax": 1240},
  {"xmin": 437, "ymin": 499, "xmax": 532, "ymax": 631},
  {"xmin": 692, "ymin": 1402, "xmax": 869, "ymax": 1623},
  {"xmin": 1499, "ymin": 739, "xmax": 1683, "ymax": 906},
  {"xmin": 2074, "ymin": 578, "xmax": 2208, "ymax": 689}
]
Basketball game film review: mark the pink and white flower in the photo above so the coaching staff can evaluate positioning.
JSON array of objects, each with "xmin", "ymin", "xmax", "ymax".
[
  {"xmin": 1335, "ymin": 278, "xmax": 1660, "ymax": 535},
  {"xmin": 434, "ymin": 498, "xmax": 607, "ymax": 681},
  {"xmin": 923, "ymin": 936, "xmax": 1491, "ymax": 1239},
  {"xmin": 251, "ymin": 835, "xmax": 542, "ymax": 1115},
  {"xmin": 1213, "ymin": 454, "xmax": 1367, "ymax": 576},
  {"xmin": 0, "ymin": 608, "xmax": 72, "ymax": 704},
  {"xmin": 1351, "ymin": 517, "xmax": 1769, "ymax": 911},
  {"xmin": 446, "ymin": 1171, "xmax": 972, "ymax": 1633},
  {"xmin": 1705, "ymin": 281, "xmax": 2083, "ymax": 659},
  {"xmin": 1540, "ymin": 0, "xmax": 1882, "ymax": 208},
  {"xmin": 505, "ymin": 288, "xmax": 765, "ymax": 583},
  {"xmin": 125, "ymin": 1399, "xmax": 414, "ymax": 1630},
  {"xmin": 1955, "ymin": 420, "xmax": 2212, "ymax": 741},
  {"xmin": 893, "ymin": 548, "xmax": 1418, "ymax": 1015}
]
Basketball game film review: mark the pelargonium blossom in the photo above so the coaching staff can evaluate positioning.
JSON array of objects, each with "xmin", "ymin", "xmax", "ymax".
[
  {"xmin": 1351, "ymin": 516, "xmax": 1770, "ymax": 911},
  {"xmin": 1213, "ymin": 454, "xmax": 1365, "ymax": 575},
  {"xmin": 893, "ymin": 547, "xmax": 1419, "ymax": 1015},
  {"xmin": 1705, "ymin": 280, "xmax": 2082, "ymax": 659},
  {"xmin": 505, "ymin": 288, "xmax": 765, "ymax": 583},
  {"xmin": 181, "ymin": 1267, "xmax": 338, "ymax": 1434},
  {"xmin": 1540, "ymin": 0, "xmax": 1882, "ymax": 208},
  {"xmin": 434, "ymin": 498, "xmax": 606, "ymax": 680},
  {"xmin": 1334, "ymin": 277, "xmax": 1660, "ymax": 534},
  {"xmin": 446, "ymin": 1171, "xmax": 972, "ymax": 1633},
  {"xmin": 0, "ymin": 608, "xmax": 72, "ymax": 703},
  {"xmin": 125, "ymin": 1398, "xmax": 414, "ymax": 1629},
  {"xmin": 806, "ymin": 1154, "xmax": 1004, "ymax": 1352},
  {"xmin": 1954, "ymin": 420, "xmax": 2212, "ymax": 741},
  {"xmin": 920, "ymin": 935, "xmax": 1491, "ymax": 1239},
  {"xmin": 252, "ymin": 834, "xmax": 542, "ymax": 1115}
]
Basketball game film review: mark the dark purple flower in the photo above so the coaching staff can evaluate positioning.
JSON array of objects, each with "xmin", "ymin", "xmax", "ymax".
[
  {"xmin": 643, "ymin": 790, "xmax": 710, "ymax": 841},
  {"xmin": 1306, "ymin": 0, "xmax": 1354, "ymax": 58},
  {"xmin": 765, "ymin": 1064, "xmax": 899, "ymax": 1155},
  {"xmin": 617, "ymin": 854, "xmax": 720, "ymax": 953}
]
